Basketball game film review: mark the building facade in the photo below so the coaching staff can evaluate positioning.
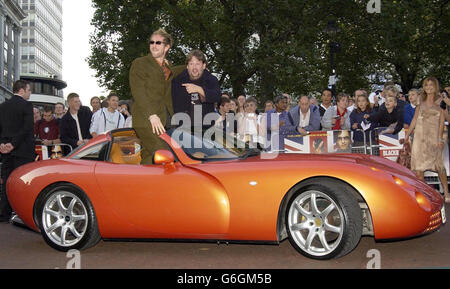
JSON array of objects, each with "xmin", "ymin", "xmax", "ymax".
[
  {"xmin": 0, "ymin": 0, "xmax": 26, "ymax": 103},
  {"xmin": 20, "ymin": 0, "xmax": 62, "ymax": 78},
  {"xmin": 19, "ymin": 0, "xmax": 65, "ymax": 103}
]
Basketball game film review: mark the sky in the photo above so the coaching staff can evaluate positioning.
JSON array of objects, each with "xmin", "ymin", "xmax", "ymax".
[{"xmin": 62, "ymin": 0, "xmax": 107, "ymax": 107}]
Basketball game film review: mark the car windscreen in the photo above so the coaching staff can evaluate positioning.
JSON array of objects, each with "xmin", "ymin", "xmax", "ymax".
[{"xmin": 166, "ymin": 126, "xmax": 257, "ymax": 161}]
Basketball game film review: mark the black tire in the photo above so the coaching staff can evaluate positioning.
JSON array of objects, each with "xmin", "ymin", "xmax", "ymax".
[
  {"xmin": 35, "ymin": 183, "xmax": 101, "ymax": 251},
  {"xmin": 285, "ymin": 180, "xmax": 362, "ymax": 259}
]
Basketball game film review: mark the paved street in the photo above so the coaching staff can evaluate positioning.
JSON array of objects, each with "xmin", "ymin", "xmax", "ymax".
[{"xmin": 1, "ymin": 203, "xmax": 449, "ymax": 269}]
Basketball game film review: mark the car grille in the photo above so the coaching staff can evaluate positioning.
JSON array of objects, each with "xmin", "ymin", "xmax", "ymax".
[{"xmin": 423, "ymin": 210, "xmax": 443, "ymax": 234}]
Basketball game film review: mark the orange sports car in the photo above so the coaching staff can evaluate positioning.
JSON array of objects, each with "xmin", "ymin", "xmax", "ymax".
[{"xmin": 6, "ymin": 127, "xmax": 446, "ymax": 259}]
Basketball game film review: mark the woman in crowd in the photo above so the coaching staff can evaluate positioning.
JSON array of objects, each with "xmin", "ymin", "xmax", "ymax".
[
  {"xmin": 403, "ymin": 88, "xmax": 420, "ymax": 129},
  {"xmin": 237, "ymin": 97, "xmax": 260, "ymax": 144},
  {"xmin": 350, "ymin": 93, "xmax": 378, "ymax": 147},
  {"xmin": 229, "ymin": 99, "xmax": 239, "ymax": 114},
  {"xmin": 236, "ymin": 95, "xmax": 246, "ymax": 116},
  {"xmin": 119, "ymin": 100, "xmax": 133, "ymax": 128},
  {"xmin": 321, "ymin": 93, "xmax": 351, "ymax": 131},
  {"xmin": 404, "ymin": 77, "xmax": 449, "ymax": 203}
]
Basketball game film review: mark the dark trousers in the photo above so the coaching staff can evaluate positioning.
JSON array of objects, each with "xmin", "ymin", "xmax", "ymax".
[{"xmin": 0, "ymin": 155, "xmax": 34, "ymax": 218}]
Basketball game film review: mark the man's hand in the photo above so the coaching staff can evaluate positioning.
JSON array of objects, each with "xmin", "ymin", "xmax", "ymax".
[
  {"xmin": 42, "ymin": 139, "xmax": 52, "ymax": 146},
  {"xmin": 352, "ymin": 123, "xmax": 359, "ymax": 130},
  {"xmin": 1, "ymin": 143, "xmax": 14, "ymax": 154},
  {"xmin": 0, "ymin": 143, "xmax": 6, "ymax": 154},
  {"xmin": 297, "ymin": 127, "xmax": 307, "ymax": 135},
  {"xmin": 149, "ymin": 114, "xmax": 166, "ymax": 135},
  {"xmin": 182, "ymin": 84, "xmax": 205, "ymax": 101}
]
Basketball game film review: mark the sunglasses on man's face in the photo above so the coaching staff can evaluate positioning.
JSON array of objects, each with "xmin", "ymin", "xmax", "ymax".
[{"xmin": 150, "ymin": 41, "xmax": 164, "ymax": 45}]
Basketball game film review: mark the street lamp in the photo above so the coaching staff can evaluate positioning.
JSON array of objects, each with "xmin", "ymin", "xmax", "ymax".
[{"xmin": 325, "ymin": 21, "xmax": 341, "ymax": 101}]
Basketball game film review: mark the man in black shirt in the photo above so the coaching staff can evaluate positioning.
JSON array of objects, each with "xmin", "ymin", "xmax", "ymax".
[
  {"xmin": 172, "ymin": 50, "xmax": 221, "ymax": 127},
  {"xmin": 366, "ymin": 95, "xmax": 404, "ymax": 135},
  {"xmin": 0, "ymin": 80, "xmax": 35, "ymax": 222}
]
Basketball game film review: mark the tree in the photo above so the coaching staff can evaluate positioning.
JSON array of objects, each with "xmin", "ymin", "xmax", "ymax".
[
  {"xmin": 328, "ymin": 0, "xmax": 450, "ymax": 93},
  {"xmin": 88, "ymin": 0, "xmax": 449, "ymax": 103},
  {"xmin": 88, "ymin": 0, "xmax": 166, "ymax": 99}
]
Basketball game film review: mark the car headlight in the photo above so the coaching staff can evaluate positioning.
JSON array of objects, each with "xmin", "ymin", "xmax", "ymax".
[
  {"xmin": 415, "ymin": 191, "xmax": 432, "ymax": 212},
  {"xmin": 391, "ymin": 175, "xmax": 432, "ymax": 212}
]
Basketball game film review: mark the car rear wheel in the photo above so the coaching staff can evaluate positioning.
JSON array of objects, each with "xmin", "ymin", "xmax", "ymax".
[
  {"xmin": 286, "ymin": 182, "xmax": 362, "ymax": 259},
  {"xmin": 36, "ymin": 184, "xmax": 101, "ymax": 251}
]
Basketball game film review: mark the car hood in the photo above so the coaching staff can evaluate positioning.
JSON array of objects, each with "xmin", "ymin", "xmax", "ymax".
[{"xmin": 198, "ymin": 152, "xmax": 416, "ymax": 179}]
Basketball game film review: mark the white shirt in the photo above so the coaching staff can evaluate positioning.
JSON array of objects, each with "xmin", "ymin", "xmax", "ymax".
[
  {"xmin": 71, "ymin": 113, "xmax": 83, "ymax": 142},
  {"xmin": 125, "ymin": 116, "xmax": 132, "ymax": 128},
  {"xmin": 347, "ymin": 105, "xmax": 355, "ymax": 113},
  {"xmin": 244, "ymin": 114, "xmax": 258, "ymax": 142},
  {"xmin": 299, "ymin": 109, "xmax": 311, "ymax": 128},
  {"xmin": 369, "ymin": 92, "xmax": 385, "ymax": 106},
  {"xmin": 90, "ymin": 108, "xmax": 125, "ymax": 135}
]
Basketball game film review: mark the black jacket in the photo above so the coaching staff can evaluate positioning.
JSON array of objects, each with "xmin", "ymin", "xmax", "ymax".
[
  {"xmin": 172, "ymin": 69, "xmax": 221, "ymax": 122},
  {"xmin": 0, "ymin": 95, "xmax": 35, "ymax": 159},
  {"xmin": 368, "ymin": 105, "xmax": 404, "ymax": 135},
  {"xmin": 60, "ymin": 107, "xmax": 93, "ymax": 150}
]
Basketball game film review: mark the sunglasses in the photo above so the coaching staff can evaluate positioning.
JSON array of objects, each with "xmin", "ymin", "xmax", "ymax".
[{"xmin": 150, "ymin": 41, "xmax": 164, "ymax": 45}]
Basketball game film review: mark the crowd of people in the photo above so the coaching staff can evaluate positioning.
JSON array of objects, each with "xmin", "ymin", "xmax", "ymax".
[
  {"xmin": 1, "ymin": 28, "xmax": 449, "ymax": 223},
  {"xmin": 32, "ymin": 92, "xmax": 133, "ymax": 155}
]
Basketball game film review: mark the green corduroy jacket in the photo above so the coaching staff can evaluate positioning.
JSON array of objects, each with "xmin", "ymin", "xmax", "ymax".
[{"xmin": 129, "ymin": 54, "xmax": 185, "ymax": 129}]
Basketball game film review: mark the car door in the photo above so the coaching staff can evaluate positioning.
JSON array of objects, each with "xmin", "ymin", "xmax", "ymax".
[{"xmin": 94, "ymin": 161, "xmax": 230, "ymax": 238}]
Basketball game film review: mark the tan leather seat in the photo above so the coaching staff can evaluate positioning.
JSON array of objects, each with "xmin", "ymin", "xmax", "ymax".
[
  {"xmin": 110, "ymin": 143, "xmax": 125, "ymax": 164},
  {"xmin": 110, "ymin": 142, "xmax": 142, "ymax": 165}
]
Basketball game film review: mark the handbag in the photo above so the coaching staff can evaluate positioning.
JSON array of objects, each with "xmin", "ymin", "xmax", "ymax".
[{"xmin": 396, "ymin": 140, "xmax": 411, "ymax": 169}]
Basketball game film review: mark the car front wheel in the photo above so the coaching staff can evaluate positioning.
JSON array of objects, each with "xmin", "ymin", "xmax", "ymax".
[
  {"xmin": 286, "ymin": 182, "xmax": 362, "ymax": 259},
  {"xmin": 36, "ymin": 184, "xmax": 101, "ymax": 251}
]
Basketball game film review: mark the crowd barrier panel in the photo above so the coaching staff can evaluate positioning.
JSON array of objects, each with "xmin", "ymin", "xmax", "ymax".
[
  {"xmin": 35, "ymin": 143, "xmax": 73, "ymax": 160},
  {"xmin": 283, "ymin": 128, "xmax": 450, "ymax": 181}
]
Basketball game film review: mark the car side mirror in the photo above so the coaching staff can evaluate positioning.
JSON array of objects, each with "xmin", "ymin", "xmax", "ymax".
[{"xmin": 153, "ymin": 150, "xmax": 175, "ymax": 166}]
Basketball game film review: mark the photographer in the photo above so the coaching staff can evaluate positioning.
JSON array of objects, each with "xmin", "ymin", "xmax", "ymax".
[{"xmin": 369, "ymin": 90, "xmax": 384, "ymax": 109}]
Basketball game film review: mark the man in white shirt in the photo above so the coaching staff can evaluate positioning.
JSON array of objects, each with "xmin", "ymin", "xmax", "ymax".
[
  {"xmin": 90, "ymin": 93, "xmax": 125, "ymax": 137},
  {"xmin": 289, "ymin": 95, "xmax": 321, "ymax": 134}
]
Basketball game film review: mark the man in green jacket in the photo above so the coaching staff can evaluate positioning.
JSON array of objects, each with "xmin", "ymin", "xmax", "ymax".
[{"xmin": 129, "ymin": 28, "xmax": 184, "ymax": 164}]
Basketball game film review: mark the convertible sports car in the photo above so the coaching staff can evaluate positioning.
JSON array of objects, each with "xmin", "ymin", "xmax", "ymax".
[{"xmin": 7, "ymin": 127, "xmax": 446, "ymax": 259}]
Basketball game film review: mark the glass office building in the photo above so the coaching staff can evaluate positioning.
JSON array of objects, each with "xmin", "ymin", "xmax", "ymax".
[
  {"xmin": 0, "ymin": 0, "xmax": 26, "ymax": 103},
  {"xmin": 19, "ymin": 0, "xmax": 65, "ymax": 103}
]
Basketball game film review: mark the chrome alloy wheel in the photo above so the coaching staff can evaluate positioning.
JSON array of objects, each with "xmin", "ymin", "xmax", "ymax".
[
  {"xmin": 42, "ymin": 191, "xmax": 88, "ymax": 247},
  {"xmin": 287, "ymin": 190, "xmax": 344, "ymax": 257}
]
